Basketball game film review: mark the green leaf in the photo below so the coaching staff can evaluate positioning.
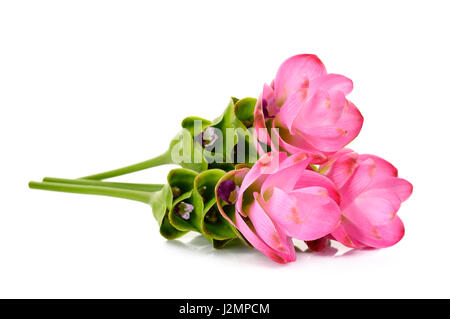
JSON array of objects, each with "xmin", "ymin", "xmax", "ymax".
[
  {"xmin": 168, "ymin": 131, "xmax": 208, "ymax": 173},
  {"xmin": 148, "ymin": 184, "xmax": 187, "ymax": 240},
  {"xmin": 232, "ymin": 98, "xmax": 258, "ymax": 165},
  {"xmin": 191, "ymin": 169, "xmax": 237, "ymax": 241},
  {"xmin": 180, "ymin": 97, "xmax": 259, "ymax": 170},
  {"xmin": 212, "ymin": 238, "xmax": 237, "ymax": 249},
  {"xmin": 181, "ymin": 116, "xmax": 211, "ymax": 136},
  {"xmin": 215, "ymin": 168, "xmax": 254, "ymax": 247},
  {"xmin": 163, "ymin": 167, "xmax": 239, "ymax": 246},
  {"xmin": 168, "ymin": 190, "xmax": 200, "ymax": 232},
  {"xmin": 202, "ymin": 98, "xmax": 238, "ymax": 163},
  {"xmin": 166, "ymin": 168, "xmax": 202, "ymax": 232},
  {"xmin": 234, "ymin": 97, "xmax": 257, "ymax": 128},
  {"xmin": 167, "ymin": 168, "xmax": 198, "ymax": 193}
]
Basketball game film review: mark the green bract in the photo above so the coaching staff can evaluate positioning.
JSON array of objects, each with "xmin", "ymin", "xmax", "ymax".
[
  {"xmin": 148, "ymin": 184, "xmax": 187, "ymax": 240},
  {"xmin": 165, "ymin": 168, "xmax": 238, "ymax": 247},
  {"xmin": 198, "ymin": 97, "xmax": 258, "ymax": 167},
  {"xmin": 29, "ymin": 97, "xmax": 260, "ymax": 250}
]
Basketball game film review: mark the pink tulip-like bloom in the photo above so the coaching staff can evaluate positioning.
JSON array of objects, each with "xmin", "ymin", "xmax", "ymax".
[
  {"xmin": 320, "ymin": 149, "xmax": 413, "ymax": 249},
  {"xmin": 214, "ymin": 54, "xmax": 412, "ymax": 263},
  {"xmin": 28, "ymin": 52, "xmax": 413, "ymax": 265},
  {"xmin": 216, "ymin": 150, "xmax": 413, "ymax": 263},
  {"xmin": 254, "ymin": 54, "xmax": 364, "ymax": 161},
  {"xmin": 216, "ymin": 152, "xmax": 342, "ymax": 263}
]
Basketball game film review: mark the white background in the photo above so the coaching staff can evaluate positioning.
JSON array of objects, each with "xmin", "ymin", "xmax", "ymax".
[{"xmin": 1, "ymin": 0, "xmax": 449, "ymax": 298}]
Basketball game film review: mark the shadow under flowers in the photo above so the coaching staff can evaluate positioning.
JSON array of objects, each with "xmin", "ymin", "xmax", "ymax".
[
  {"xmin": 294, "ymin": 239, "xmax": 379, "ymax": 259},
  {"xmin": 165, "ymin": 234, "xmax": 379, "ymax": 266},
  {"xmin": 164, "ymin": 234, "xmax": 286, "ymax": 268},
  {"xmin": 165, "ymin": 234, "xmax": 257, "ymax": 257}
]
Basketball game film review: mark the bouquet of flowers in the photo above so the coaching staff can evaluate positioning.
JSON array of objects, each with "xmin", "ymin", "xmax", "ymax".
[{"xmin": 29, "ymin": 54, "xmax": 412, "ymax": 263}]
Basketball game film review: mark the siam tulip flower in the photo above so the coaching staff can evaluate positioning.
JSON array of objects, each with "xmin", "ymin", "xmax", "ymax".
[
  {"xmin": 254, "ymin": 54, "xmax": 364, "ymax": 162},
  {"xmin": 319, "ymin": 149, "xmax": 413, "ymax": 248},
  {"xmin": 28, "ymin": 53, "xmax": 413, "ymax": 264},
  {"xmin": 215, "ymin": 152, "xmax": 341, "ymax": 263}
]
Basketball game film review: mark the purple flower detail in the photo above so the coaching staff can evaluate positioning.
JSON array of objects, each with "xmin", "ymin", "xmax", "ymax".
[
  {"xmin": 217, "ymin": 180, "xmax": 239, "ymax": 205},
  {"xmin": 174, "ymin": 201, "xmax": 194, "ymax": 220},
  {"xmin": 262, "ymin": 98, "xmax": 275, "ymax": 119},
  {"xmin": 196, "ymin": 127, "xmax": 218, "ymax": 149}
]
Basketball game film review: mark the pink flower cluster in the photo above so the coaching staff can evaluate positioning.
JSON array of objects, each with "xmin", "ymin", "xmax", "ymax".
[{"xmin": 216, "ymin": 54, "xmax": 412, "ymax": 263}]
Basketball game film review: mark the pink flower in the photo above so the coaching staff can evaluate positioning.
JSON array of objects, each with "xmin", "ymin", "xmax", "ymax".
[
  {"xmin": 320, "ymin": 149, "xmax": 413, "ymax": 248},
  {"xmin": 215, "ymin": 152, "xmax": 341, "ymax": 263},
  {"xmin": 254, "ymin": 54, "xmax": 364, "ymax": 161}
]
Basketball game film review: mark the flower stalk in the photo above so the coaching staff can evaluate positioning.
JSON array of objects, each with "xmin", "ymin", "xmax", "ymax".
[
  {"xmin": 29, "ymin": 181, "xmax": 153, "ymax": 204},
  {"xmin": 28, "ymin": 54, "xmax": 413, "ymax": 263},
  {"xmin": 81, "ymin": 151, "xmax": 173, "ymax": 180}
]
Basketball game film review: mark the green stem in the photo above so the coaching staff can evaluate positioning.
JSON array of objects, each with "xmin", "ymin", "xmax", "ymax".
[
  {"xmin": 81, "ymin": 150, "xmax": 173, "ymax": 180},
  {"xmin": 29, "ymin": 181, "xmax": 152, "ymax": 204},
  {"xmin": 42, "ymin": 177, "xmax": 164, "ymax": 192}
]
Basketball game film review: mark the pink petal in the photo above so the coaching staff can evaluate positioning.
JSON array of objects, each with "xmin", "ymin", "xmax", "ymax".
[
  {"xmin": 253, "ymin": 97, "xmax": 269, "ymax": 145},
  {"xmin": 215, "ymin": 169, "xmax": 296, "ymax": 264},
  {"xmin": 358, "ymin": 154, "xmax": 398, "ymax": 178},
  {"xmin": 234, "ymin": 211, "xmax": 296, "ymax": 263},
  {"xmin": 386, "ymin": 177, "xmax": 413, "ymax": 202},
  {"xmin": 260, "ymin": 153, "xmax": 310, "ymax": 197},
  {"xmin": 331, "ymin": 223, "xmax": 367, "ymax": 248},
  {"xmin": 247, "ymin": 199, "xmax": 296, "ymax": 258},
  {"xmin": 261, "ymin": 83, "xmax": 279, "ymax": 118},
  {"xmin": 324, "ymin": 151, "xmax": 412, "ymax": 249},
  {"xmin": 274, "ymin": 90, "xmax": 306, "ymax": 133},
  {"xmin": 261, "ymin": 187, "xmax": 341, "ymax": 241},
  {"xmin": 349, "ymin": 194, "xmax": 399, "ymax": 225},
  {"xmin": 309, "ymin": 73, "xmax": 354, "ymax": 95},
  {"xmin": 273, "ymin": 54, "xmax": 326, "ymax": 104},
  {"xmin": 296, "ymin": 89, "xmax": 346, "ymax": 128},
  {"xmin": 272, "ymin": 121, "xmax": 328, "ymax": 163},
  {"xmin": 339, "ymin": 158, "xmax": 377, "ymax": 208},
  {"xmin": 254, "ymin": 85, "xmax": 277, "ymax": 145},
  {"xmin": 253, "ymin": 97, "xmax": 272, "ymax": 156},
  {"xmin": 236, "ymin": 152, "xmax": 288, "ymax": 215},
  {"xmin": 362, "ymin": 177, "xmax": 413, "ymax": 211},
  {"xmin": 341, "ymin": 207, "xmax": 405, "ymax": 248},
  {"xmin": 333, "ymin": 100, "xmax": 364, "ymax": 145},
  {"xmin": 294, "ymin": 170, "xmax": 341, "ymax": 204},
  {"xmin": 293, "ymin": 96, "xmax": 363, "ymax": 153},
  {"xmin": 369, "ymin": 215, "xmax": 405, "ymax": 248},
  {"xmin": 321, "ymin": 149, "xmax": 359, "ymax": 188}
]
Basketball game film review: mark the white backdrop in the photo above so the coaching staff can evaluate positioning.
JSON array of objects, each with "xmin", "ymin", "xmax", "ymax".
[{"xmin": 1, "ymin": 0, "xmax": 449, "ymax": 298}]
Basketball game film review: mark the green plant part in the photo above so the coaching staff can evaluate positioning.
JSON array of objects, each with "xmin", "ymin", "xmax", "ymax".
[
  {"xmin": 198, "ymin": 97, "xmax": 258, "ymax": 166},
  {"xmin": 28, "ymin": 98, "xmax": 260, "ymax": 250},
  {"xmin": 41, "ymin": 177, "xmax": 165, "ymax": 192},
  {"xmin": 28, "ymin": 178, "xmax": 186, "ymax": 240},
  {"xmin": 191, "ymin": 169, "xmax": 238, "ymax": 247},
  {"xmin": 214, "ymin": 168, "xmax": 253, "ymax": 247},
  {"xmin": 82, "ymin": 128, "xmax": 208, "ymax": 180},
  {"xmin": 234, "ymin": 97, "xmax": 257, "ymax": 128},
  {"xmin": 150, "ymin": 184, "xmax": 187, "ymax": 240},
  {"xmin": 232, "ymin": 97, "xmax": 258, "ymax": 165},
  {"xmin": 31, "ymin": 168, "xmax": 243, "ymax": 248},
  {"xmin": 165, "ymin": 168, "xmax": 239, "ymax": 248},
  {"xmin": 81, "ymin": 97, "xmax": 258, "ymax": 181}
]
